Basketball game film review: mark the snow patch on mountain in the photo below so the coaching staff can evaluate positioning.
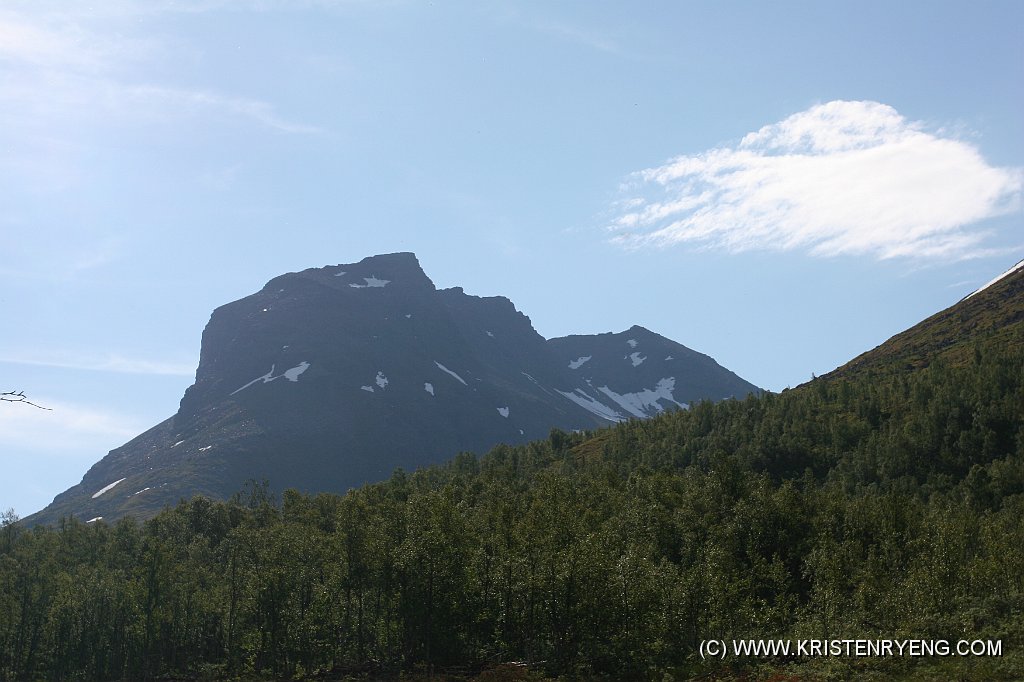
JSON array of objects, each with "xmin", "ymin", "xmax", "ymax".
[
  {"xmin": 232, "ymin": 362, "xmax": 310, "ymax": 394},
  {"xmin": 568, "ymin": 355, "xmax": 591, "ymax": 369},
  {"xmin": 375, "ymin": 371, "xmax": 389, "ymax": 389},
  {"xmin": 284, "ymin": 361, "xmax": 310, "ymax": 382},
  {"xmin": 92, "ymin": 478, "xmax": 127, "ymax": 499},
  {"xmin": 231, "ymin": 366, "xmax": 277, "ymax": 394},
  {"xmin": 627, "ymin": 339, "xmax": 638, "ymax": 348},
  {"xmin": 424, "ymin": 382, "xmax": 434, "ymax": 396},
  {"xmin": 556, "ymin": 388, "xmax": 623, "ymax": 422},
  {"xmin": 627, "ymin": 352, "xmax": 646, "ymax": 367},
  {"xmin": 519, "ymin": 372, "xmax": 556, "ymax": 397},
  {"xmin": 497, "ymin": 406, "xmax": 509, "ymax": 418},
  {"xmin": 360, "ymin": 385, "xmax": 374, "ymax": 393},
  {"xmin": 597, "ymin": 378, "xmax": 686, "ymax": 418},
  {"xmin": 434, "ymin": 361, "xmax": 467, "ymax": 385},
  {"xmin": 349, "ymin": 276, "xmax": 391, "ymax": 289}
]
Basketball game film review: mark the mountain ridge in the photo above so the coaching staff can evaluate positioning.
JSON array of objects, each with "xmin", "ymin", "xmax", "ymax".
[{"xmin": 28, "ymin": 253, "xmax": 760, "ymax": 525}]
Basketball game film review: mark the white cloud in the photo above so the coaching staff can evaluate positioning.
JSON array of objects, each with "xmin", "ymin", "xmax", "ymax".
[{"xmin": 609, "ymin": 101, "xmax": 1023, "ymax": 260}]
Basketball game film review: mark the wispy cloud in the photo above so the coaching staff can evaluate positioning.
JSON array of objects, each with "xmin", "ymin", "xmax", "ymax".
[
  {"xmin": 0, "ymin": 396, "xmax": 145, "ymax": 455},
  {"xmin": 532, "ymin": 20, "xmax": 623, "ymax": 55},
  {"xmin": 0, "ymin": 9, "xmax": 322, "ymax": 137},
  {"xmin": 609, "ymin": 101, "xmax": 1023, "ymax": 260},
  {"xmin": 127, "ymin": 86, "xmax": 324, "ymax": 134},
  {"xmin": 490, "ymin": 5, "xmax": 629, "ymax": 58},
  {"xmin": 0, "ymin": 352, "xmax": 195, "ymax": 377},
  {"xmin": 198, "ymin": 163, "xmax": 244, "ymax": 190},
  {"xmin": 146, "ymin": 0, "xmax": 382, "ymax": 12},
  {"xmin": 0, "ymin": 15, "xmax": 82, "ymax": 66}
]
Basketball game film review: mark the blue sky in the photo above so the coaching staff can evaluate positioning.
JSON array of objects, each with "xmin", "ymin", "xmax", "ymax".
[{"xmin": 2, "ymin": 0, "xmax": 1022, "ymax": 517}]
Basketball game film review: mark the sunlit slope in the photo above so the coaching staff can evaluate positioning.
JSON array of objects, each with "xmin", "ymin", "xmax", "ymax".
[{"xmin": 826, "ymin": 259, "xmax": 1023, "ymax": 380}]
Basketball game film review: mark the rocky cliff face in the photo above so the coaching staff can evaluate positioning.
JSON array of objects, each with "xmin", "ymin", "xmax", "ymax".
[{"xmin": 29, "ymin": 253, "xmax": 761, "ymax": 525}]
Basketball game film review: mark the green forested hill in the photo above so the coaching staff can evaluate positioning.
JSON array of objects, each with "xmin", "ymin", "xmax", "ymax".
[{"xmin": 1, "ymin": 273, "xmax": 1022, "ymax": 681}]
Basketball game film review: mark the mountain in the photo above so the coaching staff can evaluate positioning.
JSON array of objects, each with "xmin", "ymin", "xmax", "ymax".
[
  {"xmin": 28, "ymin": 253, "xmax": 759, "ymax": 525},
  {"xmin": 7, "ymin": 259, "xmax": 1021, "ymax": 682}
]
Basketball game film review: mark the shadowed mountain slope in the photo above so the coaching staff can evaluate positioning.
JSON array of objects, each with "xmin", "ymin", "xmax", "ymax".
[{"xmin": 28, "ymin": 253, "xmax": 759, "ymax": 525}]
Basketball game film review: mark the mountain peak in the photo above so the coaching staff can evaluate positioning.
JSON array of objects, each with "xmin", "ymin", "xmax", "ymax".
[
  {"xmin": 268, "ymin": 252, "xmax": 436, "ymax": 294},
  {"xmin": 27, "ymin": 255, "xmax": 760, "ymax": 526},
  {"xmin": 355, "ymin": 251, "xmax": 421, "ymax": 268}
]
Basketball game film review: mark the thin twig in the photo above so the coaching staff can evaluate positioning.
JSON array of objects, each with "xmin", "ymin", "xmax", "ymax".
[{"xmin": 1, "ymin": 390, "xmax": 51, "ymax": 410}]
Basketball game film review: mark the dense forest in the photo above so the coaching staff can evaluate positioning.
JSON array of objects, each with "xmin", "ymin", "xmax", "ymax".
[{"xmin": 2, "ymin": 323, "xmax": 1022, "ymax": 680}]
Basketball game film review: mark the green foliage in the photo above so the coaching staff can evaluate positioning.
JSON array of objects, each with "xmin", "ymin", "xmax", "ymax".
[{"xmin": 1, "ymin": 334, "xmax": 1022, "ymax": 680}]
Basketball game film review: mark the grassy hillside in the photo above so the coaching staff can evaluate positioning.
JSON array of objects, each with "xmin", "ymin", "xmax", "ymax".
[{"xmin": 827, "ymin": 264, "xmax": 1023, "ymax": 379}]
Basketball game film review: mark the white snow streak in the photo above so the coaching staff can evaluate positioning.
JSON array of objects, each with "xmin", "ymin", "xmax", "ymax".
[
  {"xmin": 87, "ymin": 517, "xmax": 103, "ymax": 523},
  {"xmin": 231, "ymin": 365, "xmax": 278, "ymax": 395},
  {"xmin": 91, "ymin": 478, "xmax": 126, "ymax": 499},
  {"xmin": 360, "ymin": 385, "xmax": 374, "ymax": 393},
  {"xmin": 232, "ymin": 361, "xmax": 311, "ymax": 395},
  {"xmin": 556, "ymin": 388, "xmax": 623, "ymax": 422},
  {"xmin": 434, "ymin": 361, "xmax": 467, "ymax": 385},
  {"xmin": 966, "ymin": 258, "xmax": 1024, "ymax": 299}
]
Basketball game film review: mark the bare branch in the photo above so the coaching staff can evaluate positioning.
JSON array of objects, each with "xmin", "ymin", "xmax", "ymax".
[{"xmin": 1, "ymin": 390, "xmax": 51, "ymax": 410}]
